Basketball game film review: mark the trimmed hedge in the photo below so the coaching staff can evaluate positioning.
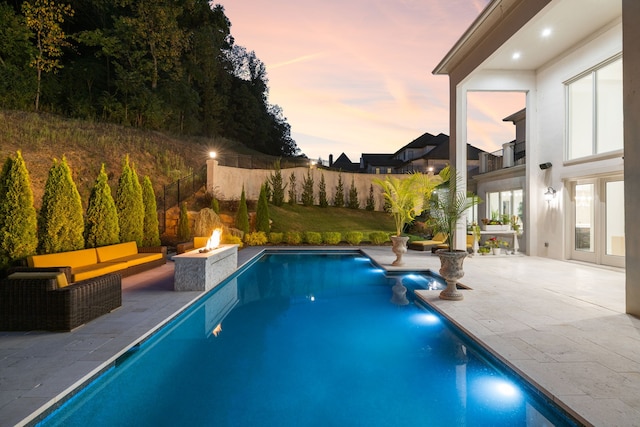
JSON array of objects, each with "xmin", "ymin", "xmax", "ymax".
[
  {"xmin": 369, "ymin": 231, "xmax": 390, "ymax": 245},
  {"xmin": 344, "ymin": 231, "xmax": 363, "ymax": 245},
  {"xmin": 268, "ymin": 232, "xmax": 284, "ymax": 244},
  {"xmin": 285, "ymin": 231, "xmax": 302, "ymax": 245},
  {"xmin": 304, "ymin": 231, "xmax": 322, "ymax": 245},
  {"xmin": 322, "ymin": 231, "xmax": 341, "ymax": 245}
]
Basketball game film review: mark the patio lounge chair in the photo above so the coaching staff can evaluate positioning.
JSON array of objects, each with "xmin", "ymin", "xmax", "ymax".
[{"xmin": 408, "ymin": 232, "xmax": 447, "ymax": 251}]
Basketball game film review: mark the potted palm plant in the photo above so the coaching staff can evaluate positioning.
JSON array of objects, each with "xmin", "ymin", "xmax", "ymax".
[
  {"xmin": 428, "ymin": 167, "xmax": 480, "ymax": 300},
  {"xmin": 374, "ymin": 172, "xmax": 441, "ymax": 266}
]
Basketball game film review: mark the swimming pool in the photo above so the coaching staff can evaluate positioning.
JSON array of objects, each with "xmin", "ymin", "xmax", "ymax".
[{"xmin": 39, "ymin": 251, "xmax": 578, "ymax": 426}]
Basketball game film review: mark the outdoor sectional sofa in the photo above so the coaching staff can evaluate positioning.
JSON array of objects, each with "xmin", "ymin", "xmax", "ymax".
[
  {"xmin": 0, "ymin": 242, "xmax": 166, "ymax": 331},
  {"xmin": 26, "ymin": 241, "xmax": 167, "ymax": 282}
]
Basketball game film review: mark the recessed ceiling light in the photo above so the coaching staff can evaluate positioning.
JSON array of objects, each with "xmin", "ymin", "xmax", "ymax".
[
  {"xmin": 512, "ymin": 52, "xmax": 521, "ymax": 60},
  {"xmin": 542, "ymin": 28, "xmax": 552, "ymax": 38}
]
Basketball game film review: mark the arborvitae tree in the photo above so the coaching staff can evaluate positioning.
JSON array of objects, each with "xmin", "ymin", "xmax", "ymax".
[
  {"xmin": 177, "ymin": 201, "xmax": 190, "ymax": 240},
  {"xmin": 366, "ymin": 184, "xmax": 376, "ymax": 211},
  {"xmin": 115, "ymin": 155, "xmax": 144, "ymax": 246},
  {"xmin": 334, "ymin": 174, "xmax": 345, "ymax": 207},
  {"xmin": 347, "ymin": 178, "xmax": 359, "ymax": 209},
  {"xmin": 287, "ymin": 172, "xmax": 297, "ymax": 205},
  {"xmin": 268, "ymin": 160, "xmax": 286, "ymax": 206},
  {"xmin": 0, "ymin": 151, "xmax": 38, "ymax": 268},
  {"xmin": 211, "ymin": 196, "xmax": 220, "ymax": 214},
  {"xmin": 263, "ymin": 179, "xmax": 272, "ymax": 202},
  {"xmin": 236, "ymin": 186, "xmax": 249, "ymax": 235},
  {"xmin": 38, "ymin": 157, "xmax": 84, "ymax": 254},
  {"xmin": 301, "ymin": 169, "xmax": 314, "ymax": 206},
  {"xmin": 256, "ymin": 184, "xmax": 270, "ymax": 232},
  {"xmin": 318, "ymin": 173, "xmax": 328, "ymax": 208},
  {"xmin": 85, "ymin": 164, "xmax": 120, "ymax": 248},
  {"xmin": 142, "ymin": 176, "xmax": 161, "ymax": 247}
]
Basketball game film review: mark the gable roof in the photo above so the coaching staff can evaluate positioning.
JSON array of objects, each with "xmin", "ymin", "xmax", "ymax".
[{"xmin": 331, "ymin": 152, "xmax": 359, "ymax": 172}]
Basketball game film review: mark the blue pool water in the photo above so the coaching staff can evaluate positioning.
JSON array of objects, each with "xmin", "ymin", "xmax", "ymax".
[{"xmin": 40, "ymin": 251, "xmax": 578, "ymax": 426}]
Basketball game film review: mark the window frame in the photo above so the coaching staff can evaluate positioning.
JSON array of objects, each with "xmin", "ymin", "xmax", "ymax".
[{"xmin": 565, "ymin": 54, "xmax": 623, "ymax": 161}]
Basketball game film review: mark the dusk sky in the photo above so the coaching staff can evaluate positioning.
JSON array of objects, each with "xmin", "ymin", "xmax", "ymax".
[{"xmin": 223, "ymin": 0, "xmax": 525, "ymax": 162}]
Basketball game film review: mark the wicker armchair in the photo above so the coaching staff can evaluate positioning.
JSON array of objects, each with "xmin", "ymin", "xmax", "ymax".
[{"xmin": 0, "ymin": 269, "xmax": 121, "ymax": 332}]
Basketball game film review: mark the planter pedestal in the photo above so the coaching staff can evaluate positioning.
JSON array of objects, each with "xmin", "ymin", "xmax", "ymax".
[
  {"xmin": 390, "ymin": 278, "xmax": 409, "ymax": 305},
  {"xmin": 390, "ymin": 235, "xmax": 409, "ymax": 266},
  {"xmin": 436, "ymin": 250, "xmax": 467, "ymax": 301}
]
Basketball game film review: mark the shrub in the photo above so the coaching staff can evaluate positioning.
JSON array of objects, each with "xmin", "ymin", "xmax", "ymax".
[
  {"xmin": 256, "ymin": 184, "xmax": 270, "ymax": 232},
  {"xmin": 366, "ymin": 184, "xmax": 376, "ymax": 211},
  {"xmin": 344, "ymin": 231, "xmax": 363, "ymax": 245},
  {"xmin": 318, "ymin": 173, "xmax": 328, "ymax": 208},
  {"xmin": 211, "ymin": 196, "xmax": 220, "ymax": 214},
  {"xmin": 221, "ymin": 234, "xmax": 243, "ymax": 247},
  {"xmin": 333, "ymin": 173, "xmax": 344, "ymax": 207},
  {"xmin": 141, "ymin": 176, "xmax": 161, "ymax": 247},
  {"xmin": 347, "ymin": 178, "xmax": 359, "ymax": 209},
  {"xmin": 115, "ymin": 155, "xmax": 144, "ymax": 246},
  {"xmin": 322, "ymin": 231, "xmax": 342, "ymax": 245},
  {"xmin": 194, "ymin": 208, "xmax": 223, "ymax": 237},
  {"xmin": 304, "ymin": 231, "xmax": 322, "ymax": 245},
  {"xmin": 268, "ymin": 160, "xmax": 286, "ymax": 206},
  {"xmin": 301, "ymin": 170, "xmax": 314, "ymax": 206},
  {"xmin": 0, "ymin": 151, "xmax": 38, "ymax": 268},
  {"xmin": 369, "ymin": 231, "xmax": 390, "ymax": 245},
  {"xmin": 177, "ymin": 202, "xmax": 190, "ymax": 240},
  {"xmin": 38, "ymin": 157, "xmax": 85, "ymax": 254},
  {"xmin": 268, "ymin": 232, "xmax": 284, "ymax": 244},
  {"xmin": 245, "ymin": 231, "xmax": 268, "ymax": 246},
  {"xmin": 85, "ymin": 164, "xmax": 120, "ymax": 248},
  {"xmin": 287, "ymin": 172, "xmax": 297, "ymax": 205},
  {"xmin": 236, "ymin": 186, "xmax": 249, "ymax": 235},
  {"xmin": 285, "ymin": 231, "xmax": 302, "ymax": 245}
]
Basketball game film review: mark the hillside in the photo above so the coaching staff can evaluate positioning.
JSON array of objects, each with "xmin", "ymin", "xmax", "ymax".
[{"xmin": 0, "ymin": 111, "xmax": 282, "ymax": 208}]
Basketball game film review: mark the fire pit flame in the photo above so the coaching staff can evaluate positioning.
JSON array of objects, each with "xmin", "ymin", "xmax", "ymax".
[{"xmin": 199, "ymin": 229, "xmax": 222, "ymax": 253}]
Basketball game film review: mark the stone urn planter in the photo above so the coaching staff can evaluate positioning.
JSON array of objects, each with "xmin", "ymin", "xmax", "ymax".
[
  {"xmin": 390, "ymin": 235, "xmax": 410, "ymax": 266},
  {"xmin": 436, "ymin": 249, "xmax": 467, "ymax": 301}
]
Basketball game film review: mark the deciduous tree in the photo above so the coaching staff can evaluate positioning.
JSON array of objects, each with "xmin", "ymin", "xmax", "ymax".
[{"xmin": 22, "ymin": 0, "xmax": 74, "ymax": 111}]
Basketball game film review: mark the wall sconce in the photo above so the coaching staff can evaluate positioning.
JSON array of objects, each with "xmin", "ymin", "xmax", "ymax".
[{"xmin": 544, "ymin": 186, "xmax": 556, "ymax": 202}]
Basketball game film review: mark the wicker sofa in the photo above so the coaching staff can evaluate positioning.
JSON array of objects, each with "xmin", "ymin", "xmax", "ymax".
[
  {"xmin": 0, "ymin": 269, "xmax": 121, "ymax": 331},
  {"xmin": 0, "ymin": 242, "xmax": 166, "ymax": 331}
]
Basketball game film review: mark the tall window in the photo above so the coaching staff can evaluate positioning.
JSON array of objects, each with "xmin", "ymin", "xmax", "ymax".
[
  {"xmin": 567, "ymin": 56, "xmax": 623, "ymax": 160},
  {"xmin": 486, "ymin": 189, "xmax": 524, "ymax": 224}
]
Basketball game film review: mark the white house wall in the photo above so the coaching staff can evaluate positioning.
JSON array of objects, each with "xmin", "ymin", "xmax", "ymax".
[{"xmin": 534, "ymin": 21, "xmax": 623, "ymax": 260}]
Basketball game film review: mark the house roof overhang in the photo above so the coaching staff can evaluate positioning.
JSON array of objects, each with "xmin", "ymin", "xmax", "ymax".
[{"xmin": 433, "ymin": 0, "xmax": 621, "ymax": 78}]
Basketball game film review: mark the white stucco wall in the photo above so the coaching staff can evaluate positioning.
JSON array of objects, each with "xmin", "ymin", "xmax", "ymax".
[
  {"xmin": 206, "ymin": 159, "xmax": 397, "ymax": 211},
  {"xmin": 534, "ymin": 21, "xmax": 623, "ymax": 260}
]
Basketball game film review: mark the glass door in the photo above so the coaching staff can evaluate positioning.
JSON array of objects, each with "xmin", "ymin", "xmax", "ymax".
[
  {"xmin": 571, "ymin": 182, "xmax": 596, "ymax": 263},
  {"xmin": 570, "ymin": 177, "xmax": 624, "ymax": 267}
]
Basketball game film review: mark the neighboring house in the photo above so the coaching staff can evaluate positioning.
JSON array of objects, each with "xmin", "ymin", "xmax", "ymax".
[
  {"xmin": 433, "ymin": 0, "xmax": 640, "ymax": 315},
  {"xmin": 329, "ymin": 153, "xmax": 360, "ymax": 172},
  {"xmin": 474, "ymin": 108, "xmax": 527, "ymax": 252},
  {"xmin": 359, "ymin": 153, "xmax": 403, "ymax": 174},
  {"xmin": 328, "ymin": 133, "xmax": 485, "ymax": 175},
  {"xmin": 393, "ymin": 132, "xmax": 483, "ymax": 175}
]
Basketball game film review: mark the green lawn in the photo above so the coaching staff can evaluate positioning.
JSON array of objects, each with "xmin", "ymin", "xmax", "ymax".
[{"xmin": 269, "ymin": 204, "xmax": 395, "ymax": 235}]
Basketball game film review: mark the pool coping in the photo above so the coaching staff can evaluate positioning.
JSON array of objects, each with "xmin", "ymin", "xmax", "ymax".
[{"xmin": 1, "ymin": 246, "xmax": 634, "ymax": 426}]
